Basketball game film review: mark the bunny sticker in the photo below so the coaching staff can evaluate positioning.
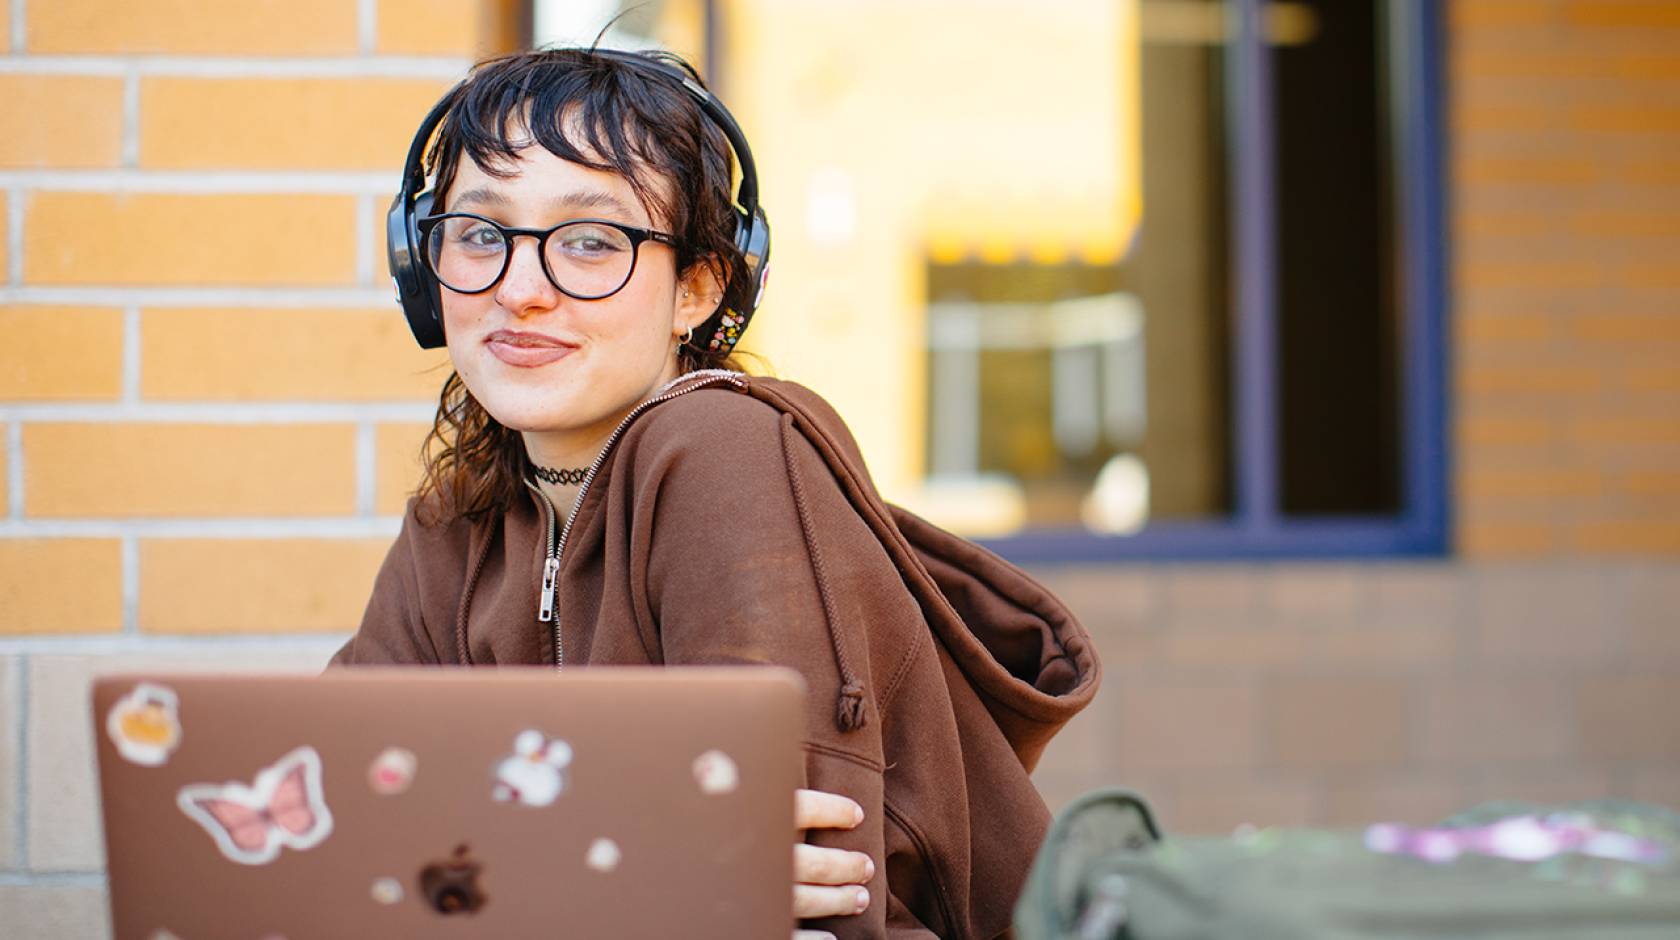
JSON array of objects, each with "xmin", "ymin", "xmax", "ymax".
[
  {"xmin": 491, "ymin": 730, "xmax": 573, "ymax": 807},
  {"xmin": 177, "ymin": 746, "xmax": 334, "ymax": 865}
]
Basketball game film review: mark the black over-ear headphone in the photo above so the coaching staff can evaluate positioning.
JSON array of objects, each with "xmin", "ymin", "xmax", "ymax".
[{"xmin": 386, "ymin": 49, "xmax": 771, "ymax": 352}]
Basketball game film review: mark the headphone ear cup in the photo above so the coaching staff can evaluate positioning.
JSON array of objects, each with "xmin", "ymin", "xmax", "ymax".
[
  {"xmin": 739, "ymin": 205, "xmax": 772, "ymax": 314},
  {"xmin": 388, "ymin": 189, "xmax": 446, "ymax": 349},
  {"xmin": 697, "ymin": 206, "xmax": 770, "ymax": 355}
]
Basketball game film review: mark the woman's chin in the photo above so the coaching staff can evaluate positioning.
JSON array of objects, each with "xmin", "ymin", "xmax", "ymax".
[
  {"xmin": 461, "ymin": 385, "xmax": 555, "ymax": 424},
  {"xmin": 483, "ymin": 403, "xmax": 590, "ymax": 434}
]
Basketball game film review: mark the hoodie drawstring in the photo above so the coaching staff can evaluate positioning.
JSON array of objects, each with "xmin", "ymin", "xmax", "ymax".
[{"xmin": 781, "ymin": 414, "xmax": 869, "ymax": 732}]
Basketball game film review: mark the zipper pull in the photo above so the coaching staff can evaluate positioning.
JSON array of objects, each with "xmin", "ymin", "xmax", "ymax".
[{"xmin": 537, "ymin": 556, "xmax": 558, "ymax": 622}]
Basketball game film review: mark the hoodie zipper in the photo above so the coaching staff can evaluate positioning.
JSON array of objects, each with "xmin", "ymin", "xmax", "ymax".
[{"xmin": 524, "ymin": 369, "xmax": 747, "ymax": 671}]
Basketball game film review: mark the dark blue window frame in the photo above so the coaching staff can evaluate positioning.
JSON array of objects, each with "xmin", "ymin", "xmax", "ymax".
[{"xmin": 981, "ymin": 0, "xmax": 1450, "ymax": 563}]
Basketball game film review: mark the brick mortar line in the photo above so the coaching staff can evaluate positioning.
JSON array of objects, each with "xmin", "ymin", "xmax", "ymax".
[
  {"xmin": 0, "ymin": 636, "xmax": 348, "ymax": 655},
  {"xmin": 358, "ymin": 0, "xmax": 379, "ymax": 55},
  {"xmin": 0, "ymin": 56, "xmax": 468, "ymax": 78},
  {"xmin": 0, "ymin": 518, "xmax": 403, "ymax": 538},
  {"xmin": 356, "ymin": 422, "xmax": 378, "ymax": 515},
  {"xmin": 6, "ymin": 422, "xmax": 21, "ymax": 520},
  {"xmin": 121, "ymin": 535, "xmax": 139, "ymax": 636},
  {"xmin": 0, "ymin": 169, "xmax": 395, "ymax": 193},
  {"xmin": 0, "ymin": 871, "xmax": 107, "ymax": 887},
  {"xmin": 120, "ymin": 67, "xmax": 141, "ymax": 168},
  {"xmin": 5, "ymin": 188, "xmax": 21, "ymax": 285},
  {"xmin": 121, "ymin": 307, "xmax": 141, "ymax": 403},
  {"xmin": 0, "ymin": 402, "xmax": 433, "ymax": 421},
  {"xmin": 14, "ymin": 656, "xmax": 27, "ymax": 870},
  {"xmin": 9, "ymin": 0, "xmax": 23, "ymax": 55},
  {"xmin": 0, "ymin": 287, "xmax": 397, "ymax": 307}
]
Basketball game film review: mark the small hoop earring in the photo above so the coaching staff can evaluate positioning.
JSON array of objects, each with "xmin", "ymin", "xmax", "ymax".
[{"xmin": 680, "ymin": 325, "xmax": 694, "ymax": 345}]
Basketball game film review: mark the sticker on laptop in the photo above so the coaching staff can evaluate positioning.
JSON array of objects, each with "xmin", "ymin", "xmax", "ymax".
[
  {"xmin": 177, "ymin": 746, "xmax": 334, "ymax": 865},
  {"xmin": 585, "ymin": 837, "xmax": 622, "ymax": 872},
  {"xmin": 106, "ymin": 682, "xmax": 182, "ymax": 767},
  {"xmin": 692, "ymin": 749, "xmax": 739, "ymax": 795},
  {"xmin": 371, "ymin": 876, "xmax": 404, "ymax": 905},
  {"xmin": 369, "ymin": 747, "xmax": 417, "ymax": 796},
  {"xmin": 491, "ymin": 730, "xmax": 572, "ymax": 807}
]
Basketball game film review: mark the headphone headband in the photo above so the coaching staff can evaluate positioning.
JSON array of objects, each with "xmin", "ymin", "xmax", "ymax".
[
  {"xmin": 387, "ymin": 49, "xmax": 771, "ymax": 353},
  {"xmin": 589, "ymin": 49, "xmax": 761, "ymax": 214}
]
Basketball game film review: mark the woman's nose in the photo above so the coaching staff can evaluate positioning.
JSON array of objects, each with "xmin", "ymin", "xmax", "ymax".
[{"xmin": 493, "ymin": 238, "xmax": 560, "ymax": 314}]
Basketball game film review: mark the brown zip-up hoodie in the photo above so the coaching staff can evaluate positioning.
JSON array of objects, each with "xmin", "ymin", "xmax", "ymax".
[{"xmin": 331, "ymin": 372, "xmax": 1101, "ymax": 938}]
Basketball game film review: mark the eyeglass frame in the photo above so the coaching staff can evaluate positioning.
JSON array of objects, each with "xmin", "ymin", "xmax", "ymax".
[{"xmin": 416, "ymin": 212, "xmax": 681, "ymax": 301}]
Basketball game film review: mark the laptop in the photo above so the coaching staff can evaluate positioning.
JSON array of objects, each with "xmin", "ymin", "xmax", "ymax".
[{"xmin": 92, "ymin": 667, "xmax": 804, "ymax": 939}]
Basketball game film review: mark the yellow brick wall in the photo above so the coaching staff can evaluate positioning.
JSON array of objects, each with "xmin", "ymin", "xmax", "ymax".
[
  {"xmin": 1452, "ymin": 0, "xmax": 1680, "ymax": 556},
  {"xmin": 3, "ymin": 0, "xmax": 1676, "ymax": 641},
  {"xmin": 0, "ymin": 0, "xmax": 518, "ymax": 639}
]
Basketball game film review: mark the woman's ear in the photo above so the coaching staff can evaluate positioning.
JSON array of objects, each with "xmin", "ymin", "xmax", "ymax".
[{"xmin": 673, "ymin": 255, "xmax": 726, "ymax": 339}]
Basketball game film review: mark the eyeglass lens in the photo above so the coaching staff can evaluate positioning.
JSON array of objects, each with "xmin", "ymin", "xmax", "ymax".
[{"xmin": 426, "ymin": 216, "xmax": 638, "ymax": 298}]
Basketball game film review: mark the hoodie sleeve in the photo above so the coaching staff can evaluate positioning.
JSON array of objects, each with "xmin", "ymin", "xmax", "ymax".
[
  {"xmin": 329, "ymin": 501, "xmax": 448, "ymax": 666},
  {"xmin": 630, "ymin": 394, "xmax": 940, "ymax": 939}
]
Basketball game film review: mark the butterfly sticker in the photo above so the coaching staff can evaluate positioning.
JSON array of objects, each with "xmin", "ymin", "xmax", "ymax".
[{"xmin": 177, "ymin": 746, "xmax": 334, "ymax": 866}]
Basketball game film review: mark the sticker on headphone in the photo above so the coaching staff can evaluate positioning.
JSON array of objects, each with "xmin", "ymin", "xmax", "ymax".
[
  {"xmin": 368, "ymin": 747, "xmax": 417, "ymax": 796},
  {"xmin": 491, "ymin": 730, "xmax": 572, "ymax": 807},
  {"xmin": 692, "ymin": 749, "xmax": 739, "ymax": 795},
  {"xmin": 107, "ymin": 682, "xmax": 183, "ymax": 767},
  {"xmin": 177, "ymin": 746, "xmax": 334, "ymax": 865}
]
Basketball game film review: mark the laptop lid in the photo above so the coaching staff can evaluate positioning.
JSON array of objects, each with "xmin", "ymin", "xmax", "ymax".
[{"xmin": 93, "ymin": 667, "xmax": 803, "ymax": 939}]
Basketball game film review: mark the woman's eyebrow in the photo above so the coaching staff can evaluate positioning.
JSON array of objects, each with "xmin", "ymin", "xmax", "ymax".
[
  {"xmin": 450, "ymin": 186, "xmax": 507, "ymax": 210},
  {"xmin": 551, "ymin": 189, "xmax": 636, "ymax": 218}
]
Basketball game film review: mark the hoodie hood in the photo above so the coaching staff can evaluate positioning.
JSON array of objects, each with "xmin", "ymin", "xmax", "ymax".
[
  {"xmin": 893, "ymin": 506, "xmax": 1100, "ymax": 771},
  {"xmin": 742, "ymin": 377, "xmax": 1100, "ymax": 771}
]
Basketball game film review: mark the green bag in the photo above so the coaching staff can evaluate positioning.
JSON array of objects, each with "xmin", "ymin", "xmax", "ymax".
[{"xmin": 1015, "ymin": 788, "xmax": 1680, "ymax": 939}]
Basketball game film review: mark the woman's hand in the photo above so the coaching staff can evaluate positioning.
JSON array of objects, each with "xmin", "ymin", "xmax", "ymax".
[{"xmin": 792, "ymin": 787, "xmax": 874, "ymax": 940}]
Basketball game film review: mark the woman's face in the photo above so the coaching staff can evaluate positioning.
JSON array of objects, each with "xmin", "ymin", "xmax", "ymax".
[{"xmin": 438, "ymin": 145, "xmax": 699, "ymax": 442}]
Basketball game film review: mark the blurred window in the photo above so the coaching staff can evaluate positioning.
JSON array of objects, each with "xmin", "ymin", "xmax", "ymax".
[{"xmin": 528, "ymin": 0, "xmax": 1447, "ymax": 559}]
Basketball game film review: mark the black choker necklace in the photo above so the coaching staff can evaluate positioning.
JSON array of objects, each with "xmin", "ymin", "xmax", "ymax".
[{"xmin": 532, "ymin": 464, "xmax": 588, "ymax": 486}]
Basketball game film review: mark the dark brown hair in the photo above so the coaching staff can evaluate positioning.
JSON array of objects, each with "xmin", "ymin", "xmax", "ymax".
[{"xmin": 413, "ymin": 48, "xmax": 751, "ymax": 524}]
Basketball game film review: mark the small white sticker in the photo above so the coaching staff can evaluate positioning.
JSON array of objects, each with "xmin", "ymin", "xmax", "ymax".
[
  {"xmin": 370, "ymin": 876, "xmax": 404, "ymax": 905},
  {"xmin": 491, "ymin": 730, "xmax": 573, "ymax": 807},
  {"xmin": 368, "ymin": 747, "xmax": 417, "ymax": 796},
  {"xmin": 586, "ymin": 837, "xmax": 622, "ymax": 872},
  {"xmin": 107, "ymin": 683, "xmax": 183, "ymax": 767},
  {"xmin": 692, "ymin": 749, "xmax": 739, "ymax": 795}
]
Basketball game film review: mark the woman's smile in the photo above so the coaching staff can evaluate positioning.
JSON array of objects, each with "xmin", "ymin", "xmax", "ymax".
[{"xmin": 484, "ymin": 328, "xmax": 578, "ymax": 368}]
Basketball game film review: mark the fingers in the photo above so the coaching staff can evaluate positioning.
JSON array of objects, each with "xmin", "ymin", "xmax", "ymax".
[
  {"xmin": 794, "ymin": 843, "xmax": 875, "ymax": 887},
  {"xmin": 791, "ymin": 789, "xmax": 870, "ymax": 926},
  {"xmin": 794, "ymin": 883, "xmax": 871, "ymax": 920},
  {"xmin": 795, "ymin": 788, "xmax": 864, "ymax": 832}
]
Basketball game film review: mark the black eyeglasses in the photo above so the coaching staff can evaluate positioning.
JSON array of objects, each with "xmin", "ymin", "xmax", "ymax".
[{"xmin": 418, "ymin": 212, "xmax": 679, "ymax": 300}]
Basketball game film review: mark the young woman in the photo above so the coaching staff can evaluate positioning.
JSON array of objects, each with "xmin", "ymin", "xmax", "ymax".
[{"xmin": 333, "ymin": 47, "xmax": 1100, "ymax": 939}]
